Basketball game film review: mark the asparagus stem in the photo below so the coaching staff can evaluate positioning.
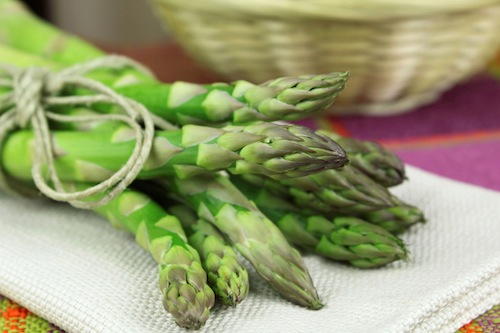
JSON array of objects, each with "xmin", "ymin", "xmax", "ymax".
[
  {"xmin": 68, "ymin": 182, "xmax": 215, "ymax": 329},
  {"xmin": 168, "ymin": 204, "xmax": 250, "ymax": 306},
  {"xmin": 240, "ymin": 164, "xmax": 396, "ymax": 216},
  {"xmin": 164, "ymin": 173, "xmax": 323, "ymax": 309},
  {"xmin": 2, "ymin": 121, "xmax": 347, "ymax": 184},
  {"xmin": 238, "ymin": 168, "xmax": 424, "ymax": 234},
  {"xmin": 0, "ymin": 0, "xmax": 104, "ymax": 64},
  {"xmin": 111, "ymin": 72, "xmax": 349, "ymax": 124},
  {"xmin": 190, "ymin": 225, "xmax": 250, "ymax": 306},
  {"xmin": 319, "ymin": 130, "xmax": 406, "ymax": 187},
  {"xmin": 231, "ymin": 176, "xmax": 409, "ymax": 268},
  {"xmin": 0, "ymin": 44, "xmax": 348, "ymax": 125},
  {"xmin": 360, "ymin": 197, "xmax": 426, "ymax": 235}
]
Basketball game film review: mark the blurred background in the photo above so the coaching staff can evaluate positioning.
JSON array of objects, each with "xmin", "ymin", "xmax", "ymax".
[
  {"xmin": 17, "ymin": 0, "xmax": 500, "ymax": 114},
  {"xmin": 21, "ymin": 0, "xmax": 169, "ymax": 46}
]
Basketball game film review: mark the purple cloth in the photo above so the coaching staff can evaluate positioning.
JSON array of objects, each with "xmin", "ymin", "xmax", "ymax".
[
  {"xmin": 395, "ymin": 141, "xmax": 499, "ymax": 191},
  {"xmin": 337, "ymin": 75, "xmax": 500, "ymax": 140}
]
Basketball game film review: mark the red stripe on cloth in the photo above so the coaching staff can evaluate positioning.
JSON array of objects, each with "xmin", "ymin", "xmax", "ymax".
[
  {"xmin": 2, "ymin": 300, "xmax": 28, "ymax": 333},
  {"xmin": 378, "ymin": 130, "xmax": 500, "ymax": 151},
  {"xmin": 324, "ymin": 117, "xmax": 351, "ymax": 137}
]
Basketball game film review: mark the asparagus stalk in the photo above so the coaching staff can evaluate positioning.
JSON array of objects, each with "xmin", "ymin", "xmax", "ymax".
[
  {"xmin": 231, "ymin": 176, "xmax": 408, "ymax": 268},
  {"xmin": 1, "ymin": 120, "xmax": 347, "ymax": 185},
  {"xmin": 168, "ymin": 204, "xmax": 250, "ymax": 306},
  {"xmin": 67, "ymin": 182, "xmax": 215, "ymax": 329},
  {"xmin": 238, "ymin": 169, "xmax": 424, "ymax": 234},
  {"xmin": 112, "ymin": 73, "xmax": 349, "ymax": 124},
  {"xmin": 240, "ymin": 165, "xmax": 395, "ymax": 216},
  {"xmin": 361, "ymin": 197, "xmax": 426, "ymax": 235},
  {"xmin": 278, "ymin": 215, "xmax": 409, "ymax": 268},
  {"xmin": 163, "ymin": 173, "xmax": 323, "ymax": 309},
  {"xmin": 319, "ymin": 130, "xmax": 406, "ymax": 187},
  {"xmin": 188, "ymin": 221, "xmax": 250, "ymax": 306},
  {"xmin": 0, "ymin": 37, "xmax": 349, "ymax": 125},
  {"xmin": 0, "ymin": 0, "xmax": 104, "ymax": 64}
]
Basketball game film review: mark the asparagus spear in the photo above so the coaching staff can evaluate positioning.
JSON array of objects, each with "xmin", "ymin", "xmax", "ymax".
[
  {"xmin": 240, "ymin": 165, "xmax": 395, "ymax": 216},
  {"xmin": 231, "ymin": 176, "xmax": 408, "ymax": 268},
  {"xmin": 111, "ymin": 73, "xmax": 349, "ymax": 124},
  {"xmin": 278, "ymin": 215, "xmax": 409, "ymax": 268},
  {"xmin": 68, "ymin": 183, "xmax": 215, "ymax": 329},
  {"xmin": 0, "ymin": 37, "xmax": 349, "ymax": 125},
  {"xmin": 319, "ymin": 130, "xmax": 406, "ymax": 187},
  {"xmin": 361, "ymin": 197, "xmax": 426, "ymax": 235},
  {"xmin": 189, "ymin": 222, "xmax": 250, "ymax": 306},
  {"xmin": 238, "ymin": 169, "xmax": 424, "ymax": 234},
  {"xmin": 169, "ymin": 204, "xmax": 250, "ymax": 306},
  {"xmin": 163, "ymin": 173, "xmax": 323, "ymax": 309},
  {"xmin": 1, "ymin": 120, "xmax": 347, "ymax": 185},
  {"xmin": 0, "ymin": 0, "xmax": 104, "ymax": 65}
]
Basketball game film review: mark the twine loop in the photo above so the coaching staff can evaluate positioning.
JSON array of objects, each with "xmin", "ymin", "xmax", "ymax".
[
  {"xmin": 13, "ymin": 67, "xmax": 51, "ymax": 127},
  {"xmin": 0, "ymin": 55, "xmax": 175, "ymax": 209}
]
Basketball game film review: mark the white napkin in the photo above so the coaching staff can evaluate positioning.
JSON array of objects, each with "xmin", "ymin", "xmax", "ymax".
[{"xmin": 1, "ymin": 166, "xmax": 499, "ymax": 333}]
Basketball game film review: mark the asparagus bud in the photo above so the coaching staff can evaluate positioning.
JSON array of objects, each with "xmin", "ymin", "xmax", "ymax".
[
  {"xmin": 320, "ymin": 130, "xmax": 406, "ymax": 187},
  {"xmin": 187, "ymin": 218, "xmax": 250, "ymax": 306},
  {"xmin": 361, "ymin": 197, "xmax": 426, "ymax": 235}
]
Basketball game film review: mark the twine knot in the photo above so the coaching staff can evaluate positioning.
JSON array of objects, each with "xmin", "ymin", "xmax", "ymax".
[
  {"xmin": 12, "ymin": 66, "xmax": 61, "ymax": 128},
  {"xmin": 0, "ymin": 56, "xmax": 175, "ymax": 209}
]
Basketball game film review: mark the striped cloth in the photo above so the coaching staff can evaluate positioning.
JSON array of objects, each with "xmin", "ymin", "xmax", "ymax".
[
  {"xmin": 1, "ymin": 54, "xmax": 500, "ymax": 333},
  {"xmin": 0, "ymin": 295, "xmax": 64, "ymax": 333}
]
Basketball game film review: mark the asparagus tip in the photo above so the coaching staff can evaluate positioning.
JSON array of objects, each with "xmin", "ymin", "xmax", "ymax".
[{"xmin": 309, "ymin": 299, "xmax": 324, "ymax": 310}]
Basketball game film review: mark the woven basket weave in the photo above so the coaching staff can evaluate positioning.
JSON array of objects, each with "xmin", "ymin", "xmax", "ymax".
[{"xmin": 148, "ymin": 0, "xmax": 500, "ymax": 115}]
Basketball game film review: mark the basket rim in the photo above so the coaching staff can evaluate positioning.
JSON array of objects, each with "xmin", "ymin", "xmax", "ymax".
[{"xmin": 151, "ymin": 0, "xmax": 500, "ymax": 20}]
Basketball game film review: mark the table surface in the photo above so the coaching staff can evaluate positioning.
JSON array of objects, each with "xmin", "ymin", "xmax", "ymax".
[{"xmin": 2, "ymin": 41, "xmax": 500, "ymax": 333}]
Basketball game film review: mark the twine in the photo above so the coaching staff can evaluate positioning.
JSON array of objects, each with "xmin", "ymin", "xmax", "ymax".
[{"xmin": 0, "ymin": 55, "xmax": 176, "ymax": 209}]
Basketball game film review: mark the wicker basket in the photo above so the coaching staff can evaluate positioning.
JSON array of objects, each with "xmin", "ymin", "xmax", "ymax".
[{"xmin": 148, "ymin": 0, "xmax": 500, "ymax": 115}]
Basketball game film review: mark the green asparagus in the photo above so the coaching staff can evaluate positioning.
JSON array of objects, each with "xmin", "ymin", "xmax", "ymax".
[
  {"xmin": 361, "ymin": 197, "xmax": 426, "ymax": 235},
  {"xmin": 1, "ymin": 121, "xmax": 347, "ymax": 184},
  {"xmin": 1, "ymin": 120, "xmax": 326, "ymax": 307},
  {"xmin": 111, "ymin": 73, "xmax": 349, "ymax": 124},
  {"xmin": 240, "ymin": 165, "xmax": 396, "ymax": 216},
  {"xmin": 238, "ymin": 169, "xmax": 424, "ymax": 234},
  {"xmin": 164, "ymin": 201, "xmax": 250, "ymax": 307},
  {"xmin": 319, "ymin": 130, "xmax": 406, "ymax": 187},
  {"xmin": 0, "ymin": 0, "xmax": 104, "ymax": 64},
  {"xmin": 68, "ymin": 182, "xmax": 215, "ymax": 329},
  {"xmin": 0, "ymin": 37, "xmax": 349, "ymax": 125},
  {"xmin": 173, "ymin": 206, "xmax": 250, "ymax": 306},
  {"xmin": 231, "ymin": 176, "xmax": 408, "ymax": 268},
  {"xmin": 164, "ymin": 173, "xmax": 323, "ymax": 309}
]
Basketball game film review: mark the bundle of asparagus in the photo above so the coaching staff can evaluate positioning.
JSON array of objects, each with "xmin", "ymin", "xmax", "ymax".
[{"xmin": 0, "ymin": 0, "xmax": 426, "ymax": 330}]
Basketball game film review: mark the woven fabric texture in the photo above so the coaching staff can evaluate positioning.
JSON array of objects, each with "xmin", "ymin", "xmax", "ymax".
[{"xmin": 456, "ymin": 305, "xmax": 500, "ymax": 333}]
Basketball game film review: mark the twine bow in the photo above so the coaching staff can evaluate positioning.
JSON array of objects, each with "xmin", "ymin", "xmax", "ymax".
[{"xmin": 0, "ymin": 55, "xmax": 175, "ymax": 209}]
